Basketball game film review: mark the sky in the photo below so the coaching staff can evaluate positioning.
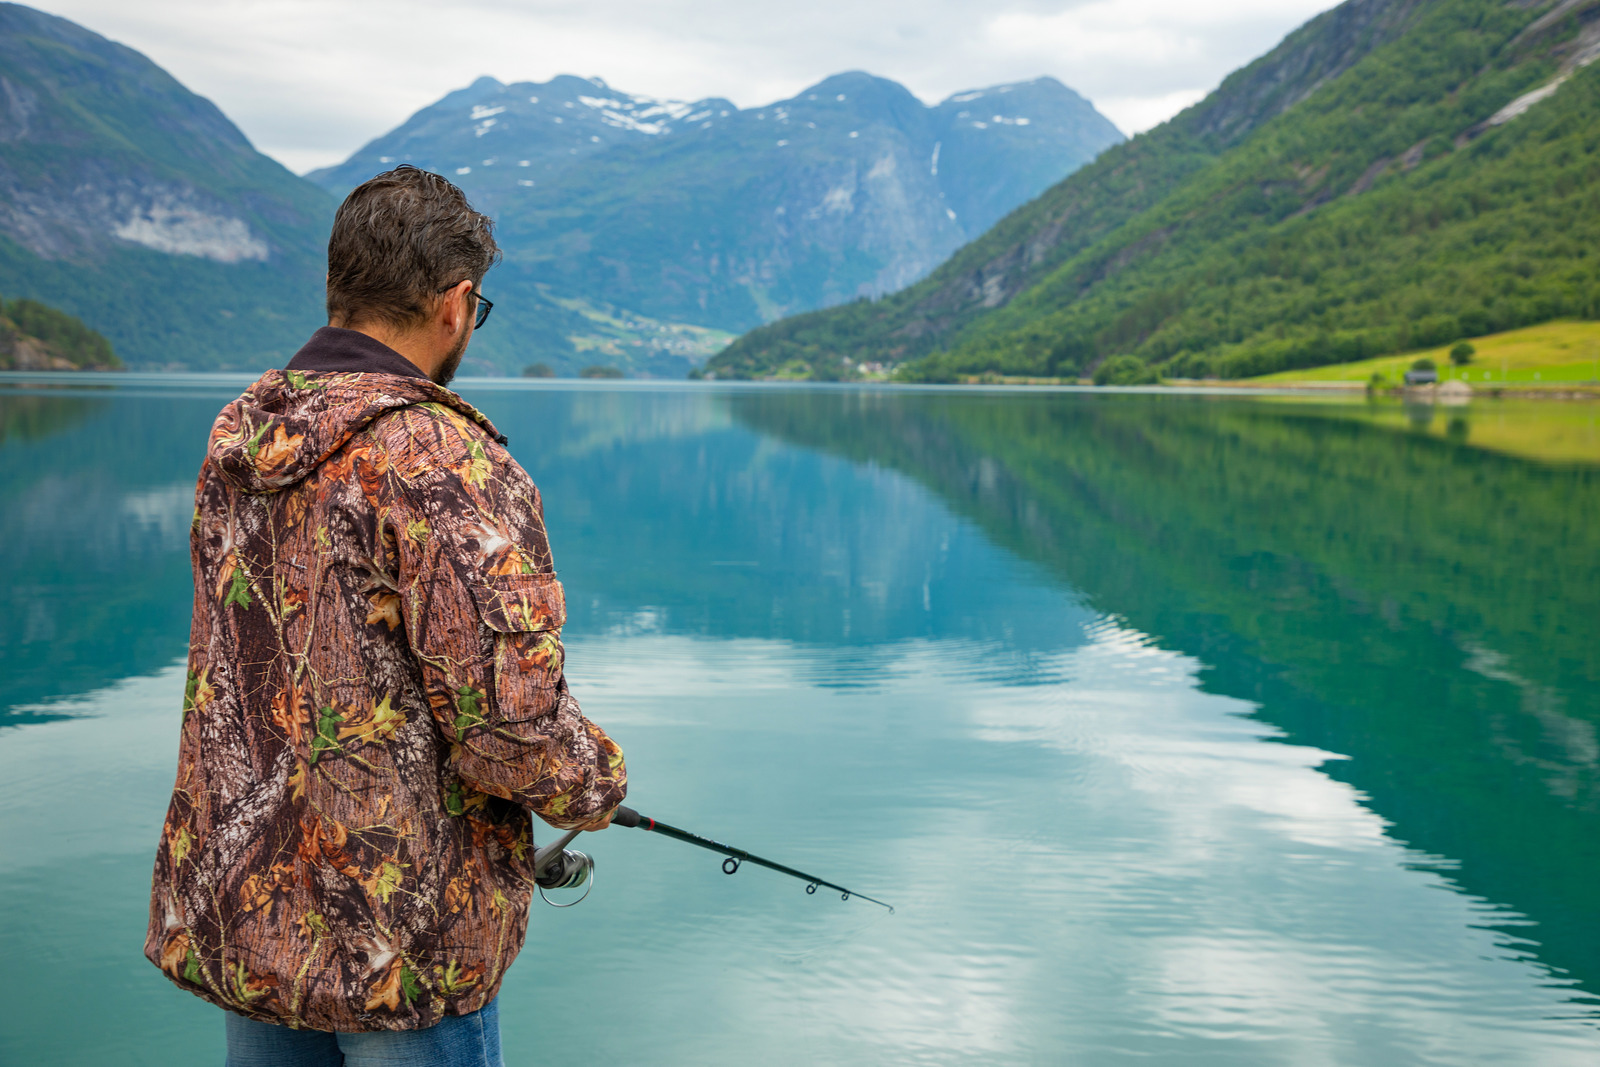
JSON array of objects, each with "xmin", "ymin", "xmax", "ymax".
[{"xmin": 36, "ymin": 0, "xmax": 1340, "ymax": 175}]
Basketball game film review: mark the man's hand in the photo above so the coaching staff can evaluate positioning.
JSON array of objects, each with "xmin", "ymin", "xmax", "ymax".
[{"xmin": 575, "ymin": 810, "xmax": 614, "ymax": 832}]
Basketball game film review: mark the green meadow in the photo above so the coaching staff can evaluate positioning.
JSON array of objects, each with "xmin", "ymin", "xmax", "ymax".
[{"xmin": 1246, "ymin": 321, "xmax": 1600, "ymax": 386}]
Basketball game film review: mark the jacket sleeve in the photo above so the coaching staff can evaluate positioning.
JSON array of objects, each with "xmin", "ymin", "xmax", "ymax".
[{"xmin": 386, "ymin": 409, "xmax": 626, "ymax": 828}]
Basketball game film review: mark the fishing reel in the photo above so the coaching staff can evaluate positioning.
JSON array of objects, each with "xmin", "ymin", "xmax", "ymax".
[
  {"xmin": 533, "ymin": 829, "xmax": 595, "ymax": 908},
  {"xmin": 535, "ymin": 848, "xmax": 592, "ymax": 891}
]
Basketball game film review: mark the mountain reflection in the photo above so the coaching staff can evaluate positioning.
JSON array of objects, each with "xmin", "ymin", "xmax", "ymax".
[
  {"xmin": 471, "ymin": 387, "xmax": 1096, "ymax": 674},
  {"xmin": 730, "ymin": 388, "xmax": 1600, "ymax": 996}
]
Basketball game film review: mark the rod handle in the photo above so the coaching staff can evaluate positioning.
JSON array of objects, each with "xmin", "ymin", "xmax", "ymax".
[{"xmin": 611, "ymin": 805, "xmax": 643, "ymax": 829}]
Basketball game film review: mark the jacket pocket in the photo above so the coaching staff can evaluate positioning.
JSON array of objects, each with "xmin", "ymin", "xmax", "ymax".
[{"xmin": 466, "ymin": 573, "xmax": 566, "ymax": 634}]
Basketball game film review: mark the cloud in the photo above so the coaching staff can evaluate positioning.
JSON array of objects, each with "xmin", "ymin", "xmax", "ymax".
[
  {"xmin": 31, "ymin": 0, "xmax": 1339, "ymax": 173},
  {"xmin": 1094, "ymin": 89, "xmax": 1210, "ymax": 136}
]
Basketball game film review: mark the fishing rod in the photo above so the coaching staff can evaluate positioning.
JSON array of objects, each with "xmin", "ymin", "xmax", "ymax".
[{"xmin": 532, "ymin": 804, "xmax": 894, "ymax": 913}]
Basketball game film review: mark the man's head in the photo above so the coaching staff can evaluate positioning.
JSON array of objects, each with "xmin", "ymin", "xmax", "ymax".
[{"xmin": 326, "ymin": 166, "xmax": 500, "ymax": 385}]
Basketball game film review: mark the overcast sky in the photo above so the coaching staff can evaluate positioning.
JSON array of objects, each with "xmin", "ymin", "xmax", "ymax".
[{"xmin": 35, "ymin": 0, "xmax": 1339, "ymax": 175}]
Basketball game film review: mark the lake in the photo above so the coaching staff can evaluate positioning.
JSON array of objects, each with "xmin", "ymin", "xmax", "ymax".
[{"xmin": 2, "ymin": 379, "xmax": 1597, "ymax": 1065}]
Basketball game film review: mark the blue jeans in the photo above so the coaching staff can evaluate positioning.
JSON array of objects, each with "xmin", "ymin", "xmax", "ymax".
[{"xmin": 224, "ymin": 997, "xmax": 502, "ymax": 1067}]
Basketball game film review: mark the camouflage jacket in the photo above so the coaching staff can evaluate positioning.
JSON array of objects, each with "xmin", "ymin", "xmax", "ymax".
[{"xmin": 145, "ymin": 339, "xmax": 626, "ymax": 1031}]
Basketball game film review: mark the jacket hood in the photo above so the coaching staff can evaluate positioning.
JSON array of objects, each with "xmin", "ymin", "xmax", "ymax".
[{"xmin": 208, "ymin": 369, "xmax": 505, "ymax": 494}]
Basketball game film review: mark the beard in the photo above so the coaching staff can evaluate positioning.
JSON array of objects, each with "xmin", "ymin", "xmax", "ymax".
[{"xmin": 432, "ymin": 328, "xmax": 469, "ymax": 387}]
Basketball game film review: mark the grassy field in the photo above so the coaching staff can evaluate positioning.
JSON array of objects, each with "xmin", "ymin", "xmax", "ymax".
[{"xmin": 1246, "ymin": 321, "xmax": 1600, "ymax": 386}]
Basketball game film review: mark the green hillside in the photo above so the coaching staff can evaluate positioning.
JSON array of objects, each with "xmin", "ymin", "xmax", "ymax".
[
  {"xmin": 0, "ymin": 296, "xmax": 119, "ymax": 369},
  {"xmin": 1244, "ymin": 319, "xmax": 1600, "ymax": 385},
  {"xmin": 709, "ymin": 0, "xmax": 1600, "ymax": 382}
]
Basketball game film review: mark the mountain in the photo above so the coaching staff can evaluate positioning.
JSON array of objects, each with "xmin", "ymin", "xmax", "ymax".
[
  {"xmin": 0, "ymin": 3, "xmax": 337, "ymax": 369},
  {"xmin": 308, "ymin": 72, "xmax": 1125, "ymax": 371},
  {"xmin": 709, "ymin": 0, "xmax": 1600, "ymax": 382},
  {"xmin": 0, "ymin": 2, "xmax": 1122, "ymax": 376},
  {"xmin": 0, "ymin": 294, "xmax": 118, "ymax": 369}
]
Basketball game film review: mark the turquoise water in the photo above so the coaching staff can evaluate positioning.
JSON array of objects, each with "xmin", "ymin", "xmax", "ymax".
[{"xmin": 2, "ymin": 380, "xmax": 1597, "ymax": 1064}]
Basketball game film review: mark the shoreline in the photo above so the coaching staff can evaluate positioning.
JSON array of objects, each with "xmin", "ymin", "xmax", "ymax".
[{"xmin": 6, "ymin": 369, "xmax": 1599, "ymax": 401}]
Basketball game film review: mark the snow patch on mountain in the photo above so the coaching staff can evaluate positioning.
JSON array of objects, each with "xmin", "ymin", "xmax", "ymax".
[
  {"xmin": 574, "ymin": 91, "xmax": 700, "ymax": 135},
  {"xmin": 821, "ymin": 184, "xmax": 855, "ymax": 215},
  {"xmin": 600, "ymin": 112, "xmax": 668, "ymax": 135}
]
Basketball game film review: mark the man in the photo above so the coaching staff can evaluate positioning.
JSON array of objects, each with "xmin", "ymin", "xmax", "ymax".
[{"xmin": 145, "ymin": 166, "xmax": 626, "ymax": 1065}]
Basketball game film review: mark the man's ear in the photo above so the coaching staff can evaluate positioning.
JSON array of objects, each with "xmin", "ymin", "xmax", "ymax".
[{"xmin": 441, "ymin": 280, "xmax": 473, "ymax": 335}]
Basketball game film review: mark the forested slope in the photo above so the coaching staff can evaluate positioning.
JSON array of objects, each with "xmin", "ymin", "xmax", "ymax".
[{"xmin": 709, "ymin": 0, "xmax": 1600, "ymax": 381}]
